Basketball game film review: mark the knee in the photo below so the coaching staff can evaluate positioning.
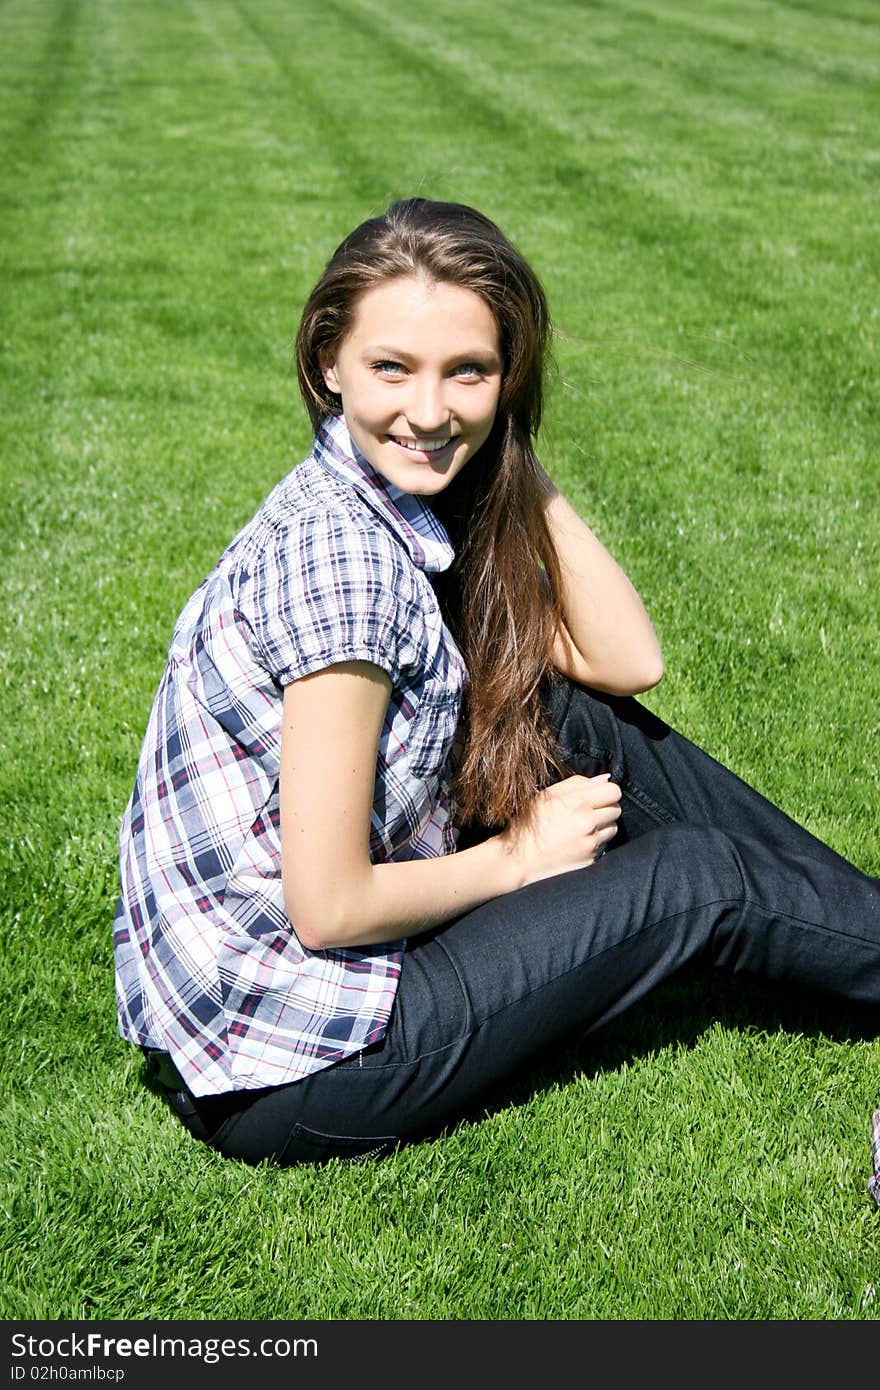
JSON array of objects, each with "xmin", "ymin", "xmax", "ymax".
[
  {"xmin": 544, "ymin": 678, "xmax": 621, "ymax": 767},
  {"xmin": 545, "ymin": 677, "xmax": 669, "ymax": 771}
]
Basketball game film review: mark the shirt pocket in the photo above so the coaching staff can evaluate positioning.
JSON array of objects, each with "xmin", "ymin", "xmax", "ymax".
[{"xmin": 407, "ymin": 678, "xmax": 461, "ymax": 779}]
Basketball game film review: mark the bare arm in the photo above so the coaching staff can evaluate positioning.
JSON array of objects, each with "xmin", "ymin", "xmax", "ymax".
[
  {"xmin": 280, "ymin": 661, "xmax": 622, "ymax": 950},
  {"xmin": 544, "ymin": 486, "xmax": 664, "ymax": 694}
]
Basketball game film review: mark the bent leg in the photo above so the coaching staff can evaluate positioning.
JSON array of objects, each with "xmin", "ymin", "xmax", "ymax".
[
  {"xmin": 206, "ymin": 820, "xmax": 880, "ymax": 1164},
  {"xmin": 546, "ymin": 678, "xmax": 875, "ymax": 879}
]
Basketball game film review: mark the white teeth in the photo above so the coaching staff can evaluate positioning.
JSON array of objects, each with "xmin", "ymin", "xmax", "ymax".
[{"xmin": 393, "ymin": 437, "xmax": 453, "ymax": 453}]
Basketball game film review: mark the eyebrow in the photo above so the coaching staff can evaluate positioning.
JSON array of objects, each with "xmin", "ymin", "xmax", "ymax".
[{"xmin": 364, "ymin": 344, "xmax": 502, "ymax": 365}]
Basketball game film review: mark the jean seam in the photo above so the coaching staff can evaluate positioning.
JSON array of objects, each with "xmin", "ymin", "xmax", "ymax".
[
  {"xmin": 329, "ymin": 937, "xmax": 474, "ymax": 1074},
  {"xmin": 465, "ymin": 887, "xmax": 871, "ymax": 1037},
  {"xmin": 434, "ymin": 931, "xmax": 476, "ymax": 1033},
  {"xmin": 469, "ymin": 894, "xmax": 748, "ymax": 1029},
  {"xmin": 621, "ymin": 782, "xmax": 677, "ymax": 825},
  {"xmin": 564, "ymin": 739, "xmax": 677, "ymax": 826}
]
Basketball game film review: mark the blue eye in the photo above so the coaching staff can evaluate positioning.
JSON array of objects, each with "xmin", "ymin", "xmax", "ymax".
[
  {"xmin": 373, "ymin": 360, "xmax": 406, "ymax": 376},
  {"xmin": 453, "ymin": 364, "xmax": 494, "ymax": 380}
]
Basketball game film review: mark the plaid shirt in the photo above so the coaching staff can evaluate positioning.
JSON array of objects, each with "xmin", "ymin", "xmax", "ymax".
[{"xmin": 113, "ymin": 416, "xmax": 465, "ymax": 1096}]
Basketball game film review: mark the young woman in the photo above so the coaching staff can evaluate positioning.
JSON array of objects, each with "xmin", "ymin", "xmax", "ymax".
[{"xmin": 114, "ymin": 198, "xmax": 880, "ymax": 1181}]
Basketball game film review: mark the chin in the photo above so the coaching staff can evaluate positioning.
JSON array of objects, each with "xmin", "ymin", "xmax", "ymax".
[{"xmin": 380, "ymin": 447, "xmax": 472, "ymax": 497}]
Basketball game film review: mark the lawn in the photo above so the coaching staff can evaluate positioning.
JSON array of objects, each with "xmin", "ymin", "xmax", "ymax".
[{"xmin": 1, "ymin": 0, "xmax": 878, "ymax": 1320}]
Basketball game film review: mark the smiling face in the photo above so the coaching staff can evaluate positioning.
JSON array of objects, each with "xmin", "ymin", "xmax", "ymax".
[{"xmin": 319, "ymin": 274, "xmax": 503, "ymax": 496}]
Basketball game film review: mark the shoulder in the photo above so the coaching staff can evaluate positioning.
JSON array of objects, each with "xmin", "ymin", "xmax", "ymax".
[
  {"xmin": 232, "ymin": 461, "xmax": 409, "ymax": 597},
  {"xmin": 266, "ymin": 496, "xmax": 413, "ymax": 601},
  {"xmin": 233, "ymin": 478, "xmax": 425, "ymax": 684}
]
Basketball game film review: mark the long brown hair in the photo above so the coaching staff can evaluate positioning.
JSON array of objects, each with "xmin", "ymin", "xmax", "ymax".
[{"xmin": 295, "ymin": 198, "xmax": 565, "ymax": 827}]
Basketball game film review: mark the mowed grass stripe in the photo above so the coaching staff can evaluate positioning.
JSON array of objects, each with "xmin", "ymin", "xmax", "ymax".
[
  {"xmin": 776, "ymin": 0, "xmax": 879, "ymax": 25},
  {"xmin": 614, "ymin": 0, "xmax": 880, "ymax": 78},
  {"xmin": 353, "ymin": 0, "xmax": 878, "ymax": 150},
  {"xmin": 322, "ymin": 1, "xmax": 878, "ymax": 394}
]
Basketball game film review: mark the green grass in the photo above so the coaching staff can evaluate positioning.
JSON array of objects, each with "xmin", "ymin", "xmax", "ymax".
[{"xmin": 1, "ymin": 0, "xmax": 878, "ymax": 1321}]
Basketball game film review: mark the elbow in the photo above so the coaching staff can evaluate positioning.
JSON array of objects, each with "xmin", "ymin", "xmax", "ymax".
[
  {"xmin": 291, "ymin": 917, "xmax": 354, "ymax": 954},
  {"xmin": 636, "ymin": 651, "xmax": 665, "ymax": 692},
  {"xmin": 594, "ymin": 649, "xmax": 664, "ymax": 697},
  {"xmin": 292, "ymin": 919, "xmax": 333, "ymax": 953},
  {"xmin": 286, "ymin": 900, "xmax": 347, "ymax": 953},
  {"xmin": 300, "ymin": 931, "xmax": 338, "ymax": 953},
  {"xmin": 283, "ymin": 850, "xmax": 379, "ymax": 950},
  {"xmin": 626, "ymin": 631, "xmax": 665, "ymax": 693},
  {"xmin": 284, "ymin": 880, "xmax": 363, "ymax": 952}
]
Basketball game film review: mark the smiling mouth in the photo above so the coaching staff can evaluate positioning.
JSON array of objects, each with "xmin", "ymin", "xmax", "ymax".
[{"xmin": 389, "ymin": 435, "xmax": 458, "ymax": 455}]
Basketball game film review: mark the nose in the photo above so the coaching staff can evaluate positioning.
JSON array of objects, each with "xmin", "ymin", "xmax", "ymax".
[{"xmin": 404, "ymin": 373, "xmax": 449, "ymax": 434}]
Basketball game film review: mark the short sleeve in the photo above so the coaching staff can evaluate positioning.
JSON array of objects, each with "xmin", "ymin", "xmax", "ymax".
[{"xmin": 238, "ymin": 507, "xmax": 419, "ymax": 687}]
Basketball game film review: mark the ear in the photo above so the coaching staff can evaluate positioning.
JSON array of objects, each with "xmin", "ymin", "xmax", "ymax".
[{"xmin": 319, "ymin": 349, "xmax": 341, "ymax": 395}]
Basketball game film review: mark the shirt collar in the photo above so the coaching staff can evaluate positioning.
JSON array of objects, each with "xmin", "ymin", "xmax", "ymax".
[{"xmin": 313, "ymin": 415, "xmax": 455, "ymax": 574}]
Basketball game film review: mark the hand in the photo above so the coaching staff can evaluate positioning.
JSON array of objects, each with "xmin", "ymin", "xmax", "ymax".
[{"xmin": 499, "ymin": 773, "xmax": 622, "ymax": 887}]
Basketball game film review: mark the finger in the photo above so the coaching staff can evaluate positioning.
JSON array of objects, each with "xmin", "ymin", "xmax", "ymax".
[
  {"xmin": 569, "ymin": 812, "xmax": 619, "ymax": 851},
  {"xmin": 561, "ymin": 774, "xmax": 621, "ymax": 799},
  {"xmin": 559, "ymin": 772, "xmax": 617, "ymax": 790},
  {"xmin": 577, "ymin": 784, "xmax": 622, "ymax": 812},
  {"xmin": 553, "ymin": 774, "xmax": 601, "ymax": 794},
  {"xmin": 583, "ymin": 798, "xmax": 621, "ymax": 824},
  {"xmin": 551, "ymin": 776, "xmax": 621, "ymax": 812},
  {"xmin": 592, "ymin": 825, "xmax": 619, "ymax": 859},
  {"xmin": 585, "ymin": 807, "xmax": 621, "ymax": 836}
]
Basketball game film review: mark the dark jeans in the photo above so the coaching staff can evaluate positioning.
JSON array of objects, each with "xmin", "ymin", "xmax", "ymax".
[{"xmin": 147, "ymin": 679, "xmax": 880, "ymax": 1165}]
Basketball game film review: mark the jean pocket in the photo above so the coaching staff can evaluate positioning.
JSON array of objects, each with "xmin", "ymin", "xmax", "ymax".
[{"xmin": 279, "ymin": 1122, "xmax": 398, "ymax": 1166}]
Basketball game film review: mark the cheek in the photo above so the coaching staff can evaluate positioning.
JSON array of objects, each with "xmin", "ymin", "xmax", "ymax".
[
  {"xmin": 473, "ymin": 387, "xmax": 501, "ymax": 430},
  {"xmin": 348, "ymin": 384, "xmax": 392, "ymax": 426}
]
